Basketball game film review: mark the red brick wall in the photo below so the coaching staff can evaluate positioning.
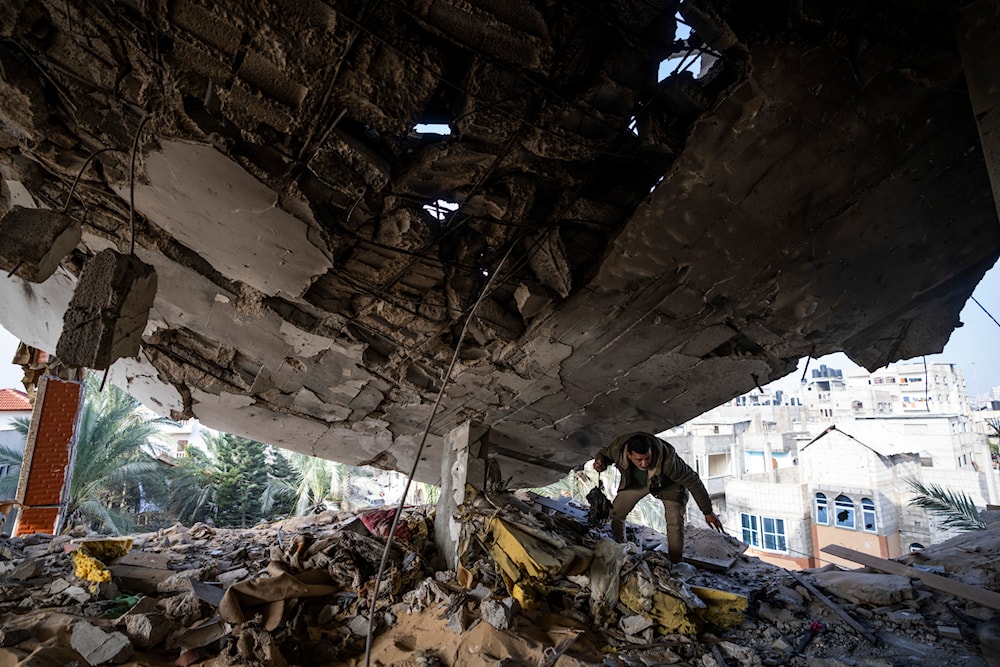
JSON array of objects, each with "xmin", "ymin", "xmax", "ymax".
[{"xmin": 15, "ymin": 377, "xmax": 83, "ymax": 535}]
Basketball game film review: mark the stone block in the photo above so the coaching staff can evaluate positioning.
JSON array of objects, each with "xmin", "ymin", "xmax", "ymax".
[
  {"xmin": 56, "ymin": 249, "xmax": 157, "ymax": 370},
  {"xmin": 0, "ymin": 207, "xmax": 81, "ymax": 282}
]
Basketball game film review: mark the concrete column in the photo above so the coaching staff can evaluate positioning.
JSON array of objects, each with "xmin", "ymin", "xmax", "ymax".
[
  {"xmin": 434, "ymin": 421, "xmax": 488, "ymax": 570},
  {"xmin": 13, "ymin": 375, "xmax": 84, "ymax": 536}
]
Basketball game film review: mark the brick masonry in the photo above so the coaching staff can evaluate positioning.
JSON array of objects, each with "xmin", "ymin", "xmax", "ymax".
[{"xmin": 14, "ymin": 376, "xmax": 83, "ymax": 535}]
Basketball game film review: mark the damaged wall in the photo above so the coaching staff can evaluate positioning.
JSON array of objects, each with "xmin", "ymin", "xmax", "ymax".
[{"xmin": 0, "ymin": 0, "xmax": 998, "ymax": 486}]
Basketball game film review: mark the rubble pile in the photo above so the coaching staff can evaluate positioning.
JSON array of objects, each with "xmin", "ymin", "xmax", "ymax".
[{"xmin": 0, "ymin": 494, "xmax": 994, "ymax": 666}]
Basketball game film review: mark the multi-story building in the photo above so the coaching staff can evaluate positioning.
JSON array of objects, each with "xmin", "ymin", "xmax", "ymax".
[
  {"xmin": 803, "ymin": 361, "xmax": 972, "ymax": 418},
  {"xmin": 670, "ymin": 361, "xmax": 999, "ymax": 570}
]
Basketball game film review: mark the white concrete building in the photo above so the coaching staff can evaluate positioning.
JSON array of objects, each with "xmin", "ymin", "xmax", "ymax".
[
  {"xmin": 799, "ymin": 361, "xmax": 972, "ymax": 419},
  {"xmin": 0, "ymin": 388, "xmax": 31, "ymax": 478},
  {"xmin": 673, "ymin": 361, "xmax": 999, "ymax": 570}
]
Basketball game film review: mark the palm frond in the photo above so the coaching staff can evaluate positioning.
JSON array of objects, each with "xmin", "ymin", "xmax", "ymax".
[
  {"xmin": 10, "ymin": 417, "xmax": 30, "ymax": 437},
  {"xmin": 906, "ymin": 479, "xmax": 985, "ymax": 532},
  {"xmin": 0, "ymin": 444, "xmax": 24, "ymax": 469},
  {"xmin": 0, "ymin": 475, "xmax": 18, "ymax": 497}
]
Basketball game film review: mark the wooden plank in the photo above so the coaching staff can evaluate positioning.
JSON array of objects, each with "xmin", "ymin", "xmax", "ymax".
[
  {"xmin": 821, "ymin": 544, "xmax": 1000, "ymax": 612},
  {"xmin": 787, "ymin": 570, "xmax": 879, "ymax": 644}
]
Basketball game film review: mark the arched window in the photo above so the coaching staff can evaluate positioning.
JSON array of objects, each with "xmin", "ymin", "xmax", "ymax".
[
  {"xmin": 834, "ymin": 494, "xmax": 855, "ymax": 529},
  {"xmin": 909, "ymin": 543, "xmax": 925, "ymax": 553},
  {"xmin": 861, "ymin": 498, "xmax": 877, "ymax": 533},
  {"xmin": 815, "ymin": 493, "xmax": 829, "ymax": 525}
]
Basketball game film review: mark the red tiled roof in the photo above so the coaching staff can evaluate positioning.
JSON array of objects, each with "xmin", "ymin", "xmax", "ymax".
[{"xmin": 0, "ymin": 389, "xmax": 31, "ymax": 411}]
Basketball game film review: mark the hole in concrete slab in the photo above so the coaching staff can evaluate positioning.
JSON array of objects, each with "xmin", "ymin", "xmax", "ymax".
[
  {"xmin": 658, "ymin": 12, "xmax": 710, "ymax": 81},
  {"xmin": 628, "ymin": 116, "xmax": 638, "ymax": 136},
  {"xmin": 413, "ymin": 123, "xmax": 452, "ymax": 135},
  {"xmin": 422, "ymin": 199, "xmax": 459, "ymax": 222}
]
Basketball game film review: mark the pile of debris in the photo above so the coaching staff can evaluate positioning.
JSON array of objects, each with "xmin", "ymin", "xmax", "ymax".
[{"xmin": 0, "ymin": 492, "xmax": 996, "ymax": 667}]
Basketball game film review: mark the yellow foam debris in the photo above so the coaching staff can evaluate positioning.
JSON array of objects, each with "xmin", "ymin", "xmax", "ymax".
[
  {"xmin": 485, "ymin": 517, "xmax": 592, "ymax": 611},
  {"xmin": 690, "ymin": 585, "xmax": 748, "ymax": 629},
  {"xmin": 486, "ymin": 518, "xmax": 574, "ymax": 580},
  {"xmin": 619, "ymin": 577, "xmax": 747, "ymax": 635},
  {"xmin": 619, "ymin": 573, "xmax": 699, "ymax": 634},
  {"xmin": 69, "ymin": 537, "xmax": 133, "ymax": 587},
  {"xmin": 72, "ymin": 550, "xmax": 111, "ymax": 584}
]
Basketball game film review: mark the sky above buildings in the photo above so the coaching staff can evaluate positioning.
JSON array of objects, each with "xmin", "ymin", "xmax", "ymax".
[{"xmin": 0, "ymin": 261, "xmax": 998, "ymax": 398}]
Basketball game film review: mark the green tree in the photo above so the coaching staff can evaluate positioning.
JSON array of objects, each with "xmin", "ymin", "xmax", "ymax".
[
  {"xmin": 13, "ymin": 379, "xmax": 171, "ymax": 534},
  {"xmin": 0, "ymin": 419, "xmax": 28, "ymax": 497},
  {"xmin": 166, "ymin": 444, "xmax": 222, "ymax": 524},
  {"xmin": 262, "ymin": 451, "xmax": 335, "ymax": 518},
  {"xmin": 210, "ymin": 432, "xmax": 269, "ymax": 528}
]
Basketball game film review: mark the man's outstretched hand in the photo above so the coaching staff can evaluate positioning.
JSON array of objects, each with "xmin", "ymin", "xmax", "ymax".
[
  {"xmin": 593, "ymin": 456, "xmax": 607, "ymax": 473},
  {"xmin": 704, "ymin": 513, "xmax": 724, "ymax": 532}
]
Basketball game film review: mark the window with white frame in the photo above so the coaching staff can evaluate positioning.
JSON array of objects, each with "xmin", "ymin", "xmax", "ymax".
[
  {"xmin": 740, "ymin": 513, "xmax": 788, "ymax": 553},
  {"xmin": 861, "ymin": 498, "xmax": 877, "ymax": 532},
  {"xmin": 741, "ymin": 513, "xmax": 758, "ymax": 546},
  {"xmin": 834, "ymin": 494, "xmax": 855, "ymax": 529},
  {"xmin": 761, "ymin": 517, "xmax": 787, "ymax": 551},
  {"xmin": 815, "ymin": 492, "xmax": 829, "ymax": 525}
]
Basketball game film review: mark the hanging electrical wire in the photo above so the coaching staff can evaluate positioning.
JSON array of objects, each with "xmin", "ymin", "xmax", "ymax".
[{"xmin": 362, "ymin": 238, "xmax": 519, "ymax": 667}]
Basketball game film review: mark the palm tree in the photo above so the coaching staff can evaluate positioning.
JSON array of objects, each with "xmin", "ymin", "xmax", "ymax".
[
  {"xmin": 166, "ymin": 444, "xmax": 222, "ymax": 524},
  {"xmin": 0, "ymin": 438, "xmax": 25, "ymax": 497},
  {"xmin": 262, "ymin": 451, "xmax": 335, "ymax": 517},
  {"xmin": 906, "ymin": 479, "xmax": 986, "ymax": 532},
  {"xmin": 13, "ymin": 378, "xmax": 171, "ymax": 534}
]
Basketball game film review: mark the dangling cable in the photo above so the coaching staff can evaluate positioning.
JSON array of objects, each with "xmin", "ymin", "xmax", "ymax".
[
  {"xmin": 128, "ymin": 115, "xmax": 151, "ymax": 257},
  {"xmin": 363, "ymin": 239, "xmax": 519, "ymax": 666},
  {"xmin": 62, "ymin": 147, "xmax": 125, "ymax": 214},
  {"xmin": 972, "ymin": 296, "xmax": 1000, "ymax": 330}
]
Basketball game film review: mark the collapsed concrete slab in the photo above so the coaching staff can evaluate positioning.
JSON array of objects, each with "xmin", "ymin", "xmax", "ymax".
[
  {"xmin": 0, "ymin": 0, "xmax": 998, "ymax": 485},
  {"xmin": 56, "ymin": 250, "xmax": 157, "ymax": 370},
  {"xmin": 0, "ymin": 207, "xmax": 81, "ymax": 283}
]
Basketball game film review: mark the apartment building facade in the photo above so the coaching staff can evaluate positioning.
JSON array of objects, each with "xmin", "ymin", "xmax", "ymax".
[{"xmin": 672, "ymin": 361, "xmax": 998, "ymax": 570}]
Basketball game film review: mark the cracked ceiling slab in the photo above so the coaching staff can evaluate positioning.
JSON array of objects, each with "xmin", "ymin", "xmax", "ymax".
[{"xmin": 0, "ymin": 0, "xmax": 998, "ymax": 486}]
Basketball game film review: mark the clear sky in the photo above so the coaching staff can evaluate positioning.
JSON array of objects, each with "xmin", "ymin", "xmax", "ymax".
[{"xmin": 0, "ymin": 262, "xmax": 998, "ymax": 397}]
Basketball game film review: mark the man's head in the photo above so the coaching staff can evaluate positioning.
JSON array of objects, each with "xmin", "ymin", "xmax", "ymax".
[{"xmin": 625, "ymin": 434, "xmax": 653, "ymax": 470}]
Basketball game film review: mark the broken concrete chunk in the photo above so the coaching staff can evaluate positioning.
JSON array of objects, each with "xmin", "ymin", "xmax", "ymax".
[
  {"xmin": 619, "ymin": 614, "xmax": 655, "ymax": 636},
  {"xmin": 717, "ymin": 640, "xmax": 757, "ymax": 666},
  {"xmin": 56, "ymin": 249, "xmax": 157, "ymax": 370},
  {"xmin": 0, "ymin": 206, "xmax": 81, "ymax": 282},
  {"xmin": 348, "ymin": 615, "xmax": 372, "ymax": 637},
  {"xmin": 217, "ymin": 567, "xmax": 250, "ymax": 587},
  {"xmin": 812, "ymin": 571, "xmax": 915, "ymax": 607},
  {"xmin": 70, "ymin": 621, "xmax": 134, "ymax": 665},
  {"xmin": 480, "ymin": 597, "xmax": 517, "ymax": 630},
  {"xmin": 63, "ymin": 585, "xmax": 92, "ymax": 603},
  {"xmin": 8, "ymin": 559, "xmax": 41, "ymax": 581},
  {"xmin": 123, "ymin": 612, "xmax": 171, "ymax": 650}
]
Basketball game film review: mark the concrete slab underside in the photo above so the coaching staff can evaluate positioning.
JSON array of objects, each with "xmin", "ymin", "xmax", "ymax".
[{"xmin": 0, "ymin": 0, "xmax": 997, "ymax": 486}]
